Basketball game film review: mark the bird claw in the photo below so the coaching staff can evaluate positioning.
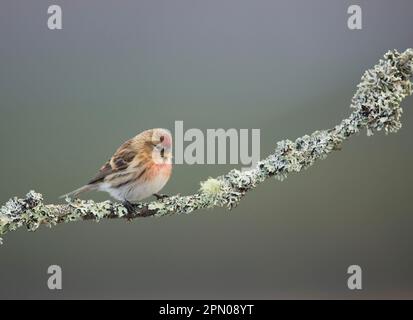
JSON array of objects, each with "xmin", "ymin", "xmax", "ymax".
[
  {"xmin": 154, "ymin": 193, "xmax": 169, "ymax": 200},
  {"xmin": 122, "ymin": 200, "xmax": 135, "ymax": 216}
]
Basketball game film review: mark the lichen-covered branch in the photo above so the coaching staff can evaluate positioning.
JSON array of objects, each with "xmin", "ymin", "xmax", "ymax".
[{"xmin": 1, "ymin": 49, "xmax": 412, "ymax": 245}]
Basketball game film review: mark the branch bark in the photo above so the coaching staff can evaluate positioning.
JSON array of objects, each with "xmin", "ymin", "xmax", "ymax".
[{"xmin": 1, "ymin": 49, "xmax": 412, "ymax": 245}]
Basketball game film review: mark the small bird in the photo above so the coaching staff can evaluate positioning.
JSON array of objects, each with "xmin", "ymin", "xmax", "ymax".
[{"xmin": 61, "ymin": 128, "xmax": 173, "ymax": 209}]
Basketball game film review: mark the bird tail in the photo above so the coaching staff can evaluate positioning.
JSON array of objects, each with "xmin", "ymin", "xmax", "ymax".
[{"xmin": 59, "ymin": 184, "xmax": 96, "ymax": 199}]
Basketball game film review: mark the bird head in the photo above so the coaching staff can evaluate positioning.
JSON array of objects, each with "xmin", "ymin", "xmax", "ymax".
[{"xmin": 150, "ymin": 128, "xmax": 173, "ymax": 164}]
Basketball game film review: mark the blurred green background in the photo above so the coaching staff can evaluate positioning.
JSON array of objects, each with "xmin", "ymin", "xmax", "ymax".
[{"xmin": 0, "ymin": 0, "xmax": 412, "ymax": 299}]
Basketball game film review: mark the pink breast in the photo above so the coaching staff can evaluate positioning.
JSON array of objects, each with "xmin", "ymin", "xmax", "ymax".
[{"xmin": 147, "ymin": 163, "xmax": 172, "ymax": 180}]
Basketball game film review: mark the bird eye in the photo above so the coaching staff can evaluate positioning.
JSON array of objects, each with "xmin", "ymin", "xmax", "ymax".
[{"xmin": 160, "ymin": 136, "xmax": 164, "ymax": 142}]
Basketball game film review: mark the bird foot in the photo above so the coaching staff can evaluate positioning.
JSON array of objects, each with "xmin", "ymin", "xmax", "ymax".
[
  {"xmin": 122, "ymin": 200, "xmax": 136, "ymax": 216},
  {"xmin": 154, "ymin": 193, "xmax": 169, "ymax": 200}
]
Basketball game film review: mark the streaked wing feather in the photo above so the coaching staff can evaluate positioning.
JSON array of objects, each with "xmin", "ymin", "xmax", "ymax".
[
  {"xmin": 88, "ymin": 139, "xmax": 138, "ymax": 185},
  {"xmin": 88, "ymin": 162, "xmax": 114, "ymax": 184}
]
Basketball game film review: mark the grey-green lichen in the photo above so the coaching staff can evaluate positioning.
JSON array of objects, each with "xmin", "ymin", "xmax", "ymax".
[
  {"xmin": 200, "ymin": 178, "xmax": 223, "ymax": 196},
  {"xmin": 0, "ymin": 49, "xmax": 412, "ymax": 245}
]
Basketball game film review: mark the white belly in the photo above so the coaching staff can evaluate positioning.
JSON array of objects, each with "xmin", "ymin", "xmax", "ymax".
[{"xmin": 99, "ymin": 174, "xmax": 169, "ymax": 202}]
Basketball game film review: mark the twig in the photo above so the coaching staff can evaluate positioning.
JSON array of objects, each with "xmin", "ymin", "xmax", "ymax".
[{"xmin": 1, "ymin": 49, "xmax": 412, "ymax": 245}]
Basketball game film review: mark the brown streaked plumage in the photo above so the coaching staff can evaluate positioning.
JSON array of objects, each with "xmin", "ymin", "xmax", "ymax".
[{"xmin": 61, "ymin": 128, "xmax": 173, "ymax": 203}]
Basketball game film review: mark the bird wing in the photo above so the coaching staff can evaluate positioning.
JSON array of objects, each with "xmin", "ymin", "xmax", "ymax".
[{"xmin": 88, "ymin": 139, "xmax": 139, "ymax": 185}]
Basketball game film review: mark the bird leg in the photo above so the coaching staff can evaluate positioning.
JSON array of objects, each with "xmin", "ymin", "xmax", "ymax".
[
  {"xmin": 154, "ymin": 193, "xmax": 169, "ymax": 200},
  {"xmin": 122, "ymin": 200, "xmax": 136, "ymax": 216}
]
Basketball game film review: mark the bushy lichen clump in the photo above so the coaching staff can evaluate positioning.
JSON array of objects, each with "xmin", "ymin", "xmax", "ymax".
[
  {"xmin": 0, "ymin": 49, "xmax": 412, "ymax": 244},
  {"xmin": 351, "ymin": 49, "xmax": 412, "ymax": 135},
  {"xmin": 0, "ymin": 191, "xmax": 44, "ymax": 244}
]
